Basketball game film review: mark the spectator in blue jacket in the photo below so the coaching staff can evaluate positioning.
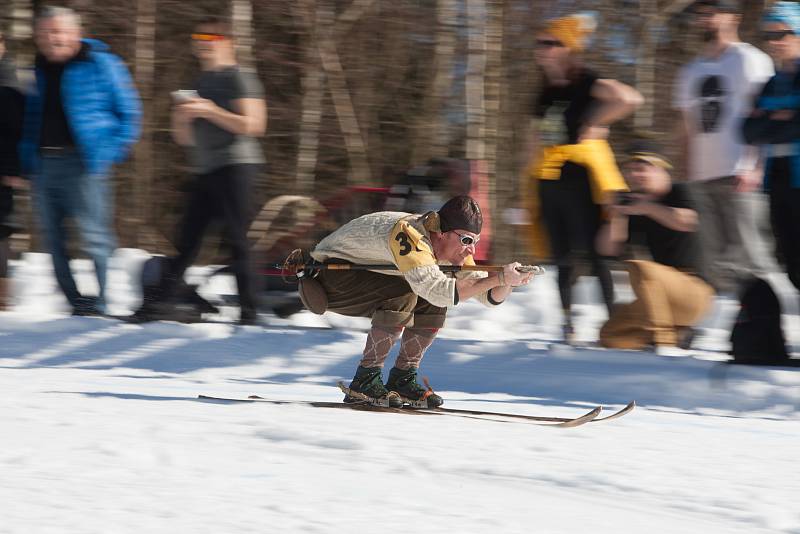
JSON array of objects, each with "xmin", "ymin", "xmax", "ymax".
[
  {"xmin": 18, "ymin": 7, "xmax": 141, "ymax": 315},
  {"xmin": 743, "ymin": 1, "xmax": 800, "ymax": 298}
]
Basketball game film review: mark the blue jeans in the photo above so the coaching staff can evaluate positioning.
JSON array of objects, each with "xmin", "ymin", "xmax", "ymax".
[{"xmin": 34, "ymin": 152, "xmax": 116, "ymax": 311}]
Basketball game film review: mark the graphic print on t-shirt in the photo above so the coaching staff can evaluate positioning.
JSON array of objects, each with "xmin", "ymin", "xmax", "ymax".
[
  {"xmin": 696, "ymin": 74, "xmax": 728, "ymax": 133},
  {"xmin": 539, "ymin": 101, "xmax": 569, "ymax": 146}
]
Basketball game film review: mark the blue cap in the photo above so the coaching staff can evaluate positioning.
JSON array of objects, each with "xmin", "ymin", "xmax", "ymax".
[{"xmin": 763, "ymin": 1, "xmax": 800, "ymax": 34}]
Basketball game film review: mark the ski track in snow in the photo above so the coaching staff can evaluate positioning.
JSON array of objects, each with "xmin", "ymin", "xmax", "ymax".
[{"xmin": 0, "ymin": 252, "xmax": 798, "ymax": 534}]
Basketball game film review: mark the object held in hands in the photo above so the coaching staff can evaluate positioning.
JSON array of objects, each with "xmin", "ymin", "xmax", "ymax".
[
  {"xmin": 279, "ymin": 249, "xmax": 544, "ymax": 282},
  {"xmin": 171, "ymin": 89, "xmax": 199, "ymax": 103},
  {"xmin": 515, "ymin": 265, "xmax": 545, "ymax": 274}
]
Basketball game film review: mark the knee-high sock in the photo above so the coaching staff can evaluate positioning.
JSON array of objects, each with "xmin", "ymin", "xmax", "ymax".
[
  {"xmin": 359, "ymin": 326, "xmax": 403, "ymax": 368},
  {"xmin": 394, "ymin": 328, "xmax": 439, "ymax": 370}
]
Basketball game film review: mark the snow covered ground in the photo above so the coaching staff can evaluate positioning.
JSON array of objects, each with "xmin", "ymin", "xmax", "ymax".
[{"xmin": 1, "ymin": 250, "xmax": 798, "ymax": 534}]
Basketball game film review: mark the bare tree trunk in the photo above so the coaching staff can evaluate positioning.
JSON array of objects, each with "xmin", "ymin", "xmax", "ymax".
[
  {"xmin": 317, "ymin": 0, "xmax": 376, "ymax": 185},
  {"xmin": 132, "ymin": 0, "xmax": 156, "ymax": 249},
  {"xmin": 232, "ymin": 0, "xmax": 255, "ymax": 70},
  {"xmin": 493, "ymin": 0, "xmax": 524, "ymax": 262},
  {"xmin": 465, "ymin": 0, "xmax": 486, "ymax": 160},
  {"xmin": 410, "ymin": 0, "xmax": 457, "ymax": 163},
  {"xmin": 293, "ymin": 0, "xmax": 324, "ymax": 194},
  {"xmin": 484, "ymin": 1, "xmax": 503, "ymax": 198},
  {"xmin": 635, "ymin": 0, "xmax": 695, "ymax": 131},
  {"xmin": 634, "ymin": 0, "xmax": 658, "ymax": 131},
  {"xmin": 740, "ymin": 0, "xmax": 768, "ymax": 44},
  {"xmin": 8, "ymin": 0, "xmax": 33, "ymax": 75},
  {"xmin": 333, "ymin": 0, "xmax": 376, "ymax": 41},
  {"xmin": 8, "ymin": 0, "xmax": 34, "ymax": 254}
]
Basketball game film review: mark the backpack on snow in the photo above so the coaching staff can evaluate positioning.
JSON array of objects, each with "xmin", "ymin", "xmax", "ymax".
[
  {"xmin": 140, "ymin": 255, "xmax": 219, "ymax": 321},
  {"xmin": 730, "ymin": 276, "xmax": 789, "ymax": 366}
]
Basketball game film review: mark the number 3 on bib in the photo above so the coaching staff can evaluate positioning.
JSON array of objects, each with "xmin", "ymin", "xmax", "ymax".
[{"xmin": 389, "ymin": 221, "xmax": 436, "ymax": 272}]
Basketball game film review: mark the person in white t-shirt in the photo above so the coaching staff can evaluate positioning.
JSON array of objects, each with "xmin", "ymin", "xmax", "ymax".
[{"xmin": 674, "ymin": 0, "xmax": 776, "ymax": 294}]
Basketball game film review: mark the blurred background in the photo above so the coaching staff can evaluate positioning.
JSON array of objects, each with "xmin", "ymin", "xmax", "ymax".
[{"xmin": 0, "ymin": 0, "xmax": 772, "ymax": 264}]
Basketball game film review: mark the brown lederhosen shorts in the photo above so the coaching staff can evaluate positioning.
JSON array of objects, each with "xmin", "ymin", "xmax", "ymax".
[{"xmin": 315, "ymin": 261, "xmax": 447, "ymax": 329}]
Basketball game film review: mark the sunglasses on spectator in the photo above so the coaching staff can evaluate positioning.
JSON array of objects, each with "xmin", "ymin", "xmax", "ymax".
[
  {"xmin": 452, "ymin": 231, "xmax": 479, "ymax": 246},
  {"xmin": 191, "ymin": 33, "xmax": 227, "ymax": 42},
  {"xmin": 536, "ymin": 39, "xmax": 564, "ymax": 48},
  {"xmin": 762, "ymin": 30, "xmax": 795, "ymax": 41}
]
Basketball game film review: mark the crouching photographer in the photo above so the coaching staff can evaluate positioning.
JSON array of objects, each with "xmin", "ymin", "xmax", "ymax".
[{"xmin": 597, "ymin": 142, "xmax": 715, "ymax": 352}]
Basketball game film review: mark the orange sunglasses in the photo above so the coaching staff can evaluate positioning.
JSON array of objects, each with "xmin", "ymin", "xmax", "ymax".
[{"xmin": 191, "ymin": 33, "xmax": 227, "ymax": 42}]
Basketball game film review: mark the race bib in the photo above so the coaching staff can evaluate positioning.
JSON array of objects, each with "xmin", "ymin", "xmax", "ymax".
[{"xmin": 389, "ymin": 220, "xmax": 436, "ymax": 272}]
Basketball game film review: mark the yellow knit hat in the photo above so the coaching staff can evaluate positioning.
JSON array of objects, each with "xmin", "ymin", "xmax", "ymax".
[{"xmin": 543, "ymin": 12, "xmax": 597, "ymax": 52}]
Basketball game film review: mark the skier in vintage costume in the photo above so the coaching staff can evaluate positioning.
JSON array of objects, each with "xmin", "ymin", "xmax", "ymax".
[{"xmin": 299, "ymin": 195, "xmax": 535, "ymax": 408}]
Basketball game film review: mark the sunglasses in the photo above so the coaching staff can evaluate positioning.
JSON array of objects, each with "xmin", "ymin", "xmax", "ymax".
[
  {"xmin": 191, "ymin": 33, "xmax": 227, "ymax": 42},
  {"xmin": 536, "ymin": 39, "xmax": 564, "ymax": 48},
  {"xmin": 452, "ymin": 230, "xmax": 479, "ymax": 246},
  {"xmin": 763, "ymin": 30, "xmax": 795, "ymax": 41}
]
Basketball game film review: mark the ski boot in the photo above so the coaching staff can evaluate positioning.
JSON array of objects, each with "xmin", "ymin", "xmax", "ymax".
[
  {"xmin": 343, "ymin": 366, "xmax": 403, "ymax": 408},
  {"xmin": 385, "ymin": 367, "xmax": 443, "ymax": 408}
]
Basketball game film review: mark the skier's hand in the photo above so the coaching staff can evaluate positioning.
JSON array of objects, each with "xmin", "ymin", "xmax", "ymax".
[{"xmin": 502, "ymin": 262, "xmax": 534, "ymax": 287}]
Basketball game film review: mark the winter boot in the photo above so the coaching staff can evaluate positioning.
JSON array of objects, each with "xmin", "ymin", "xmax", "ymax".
[
  {"xmin": 344, "ymin": 366, "xmax": 403, "ymax": 407},
  {"xmin": 239, "ymin": 307, "xmax": 259, "ymax": 326},
  {"xmin": 71, "ymin": 296, "xmax": 102, "ymax": 317},
  {"xmin": 562, "ymin": 321, "xmax": 575, "ymax": 345},
  {"xmin": 385, "ymin": 366, "xmax": 443, "ymax": 408}
]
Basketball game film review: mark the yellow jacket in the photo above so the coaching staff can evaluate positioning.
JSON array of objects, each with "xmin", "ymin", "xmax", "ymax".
[{"xmin": 524, "ymin": 138, "xmax": 628, "ymax": 259}]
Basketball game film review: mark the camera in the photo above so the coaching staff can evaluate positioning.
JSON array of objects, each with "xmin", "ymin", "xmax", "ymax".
[{"xmin": 616, "ymin": 192, "xmax": 637, "ymax": 206}]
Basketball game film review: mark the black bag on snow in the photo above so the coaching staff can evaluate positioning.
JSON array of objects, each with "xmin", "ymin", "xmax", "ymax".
[
  {"xmin": 140, "ymin": 256, "xmax": 219, "ymax": 321},
  {"xmin": 730, "ymin": 276, "xmax": 790, "ymax": 365}
]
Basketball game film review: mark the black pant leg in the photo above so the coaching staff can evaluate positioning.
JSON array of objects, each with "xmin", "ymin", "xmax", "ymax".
[
  {"xmin": 169, "ymin": 171, "xmax": 216, "ymax": 284},
  {"xmin": 579, "ymin": 193, "xmax": 615, "ymax": 314},
  {"xmin": 566, "ymin": 165, "xmax": 615, "ymax": 314},
  {"xmin": 770, "ymin": 167, "xmax": 800, "ymax": 293},
  {"xmin": 0, "ymin": 238, "xmax": 8, "ymax": 278},
  {"xmin": 539, "ymin": 177, "xmax": 573, "ymax": 313},
  {"xmin": 213, "ymin": 165, "xmax": 257, "ymax": 313},
  {"xmin": 787, "ymin": 186, "xmax": 800, "ymax": 292},
  {"xmin": 540, "ymin": 162, "xmax": 614, "ymax": 315}
]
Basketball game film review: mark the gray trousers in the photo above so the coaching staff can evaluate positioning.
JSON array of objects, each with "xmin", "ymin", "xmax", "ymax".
[{"xmin": 689, "ymin": 177, "xmax": 776, "ymax": 293}]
